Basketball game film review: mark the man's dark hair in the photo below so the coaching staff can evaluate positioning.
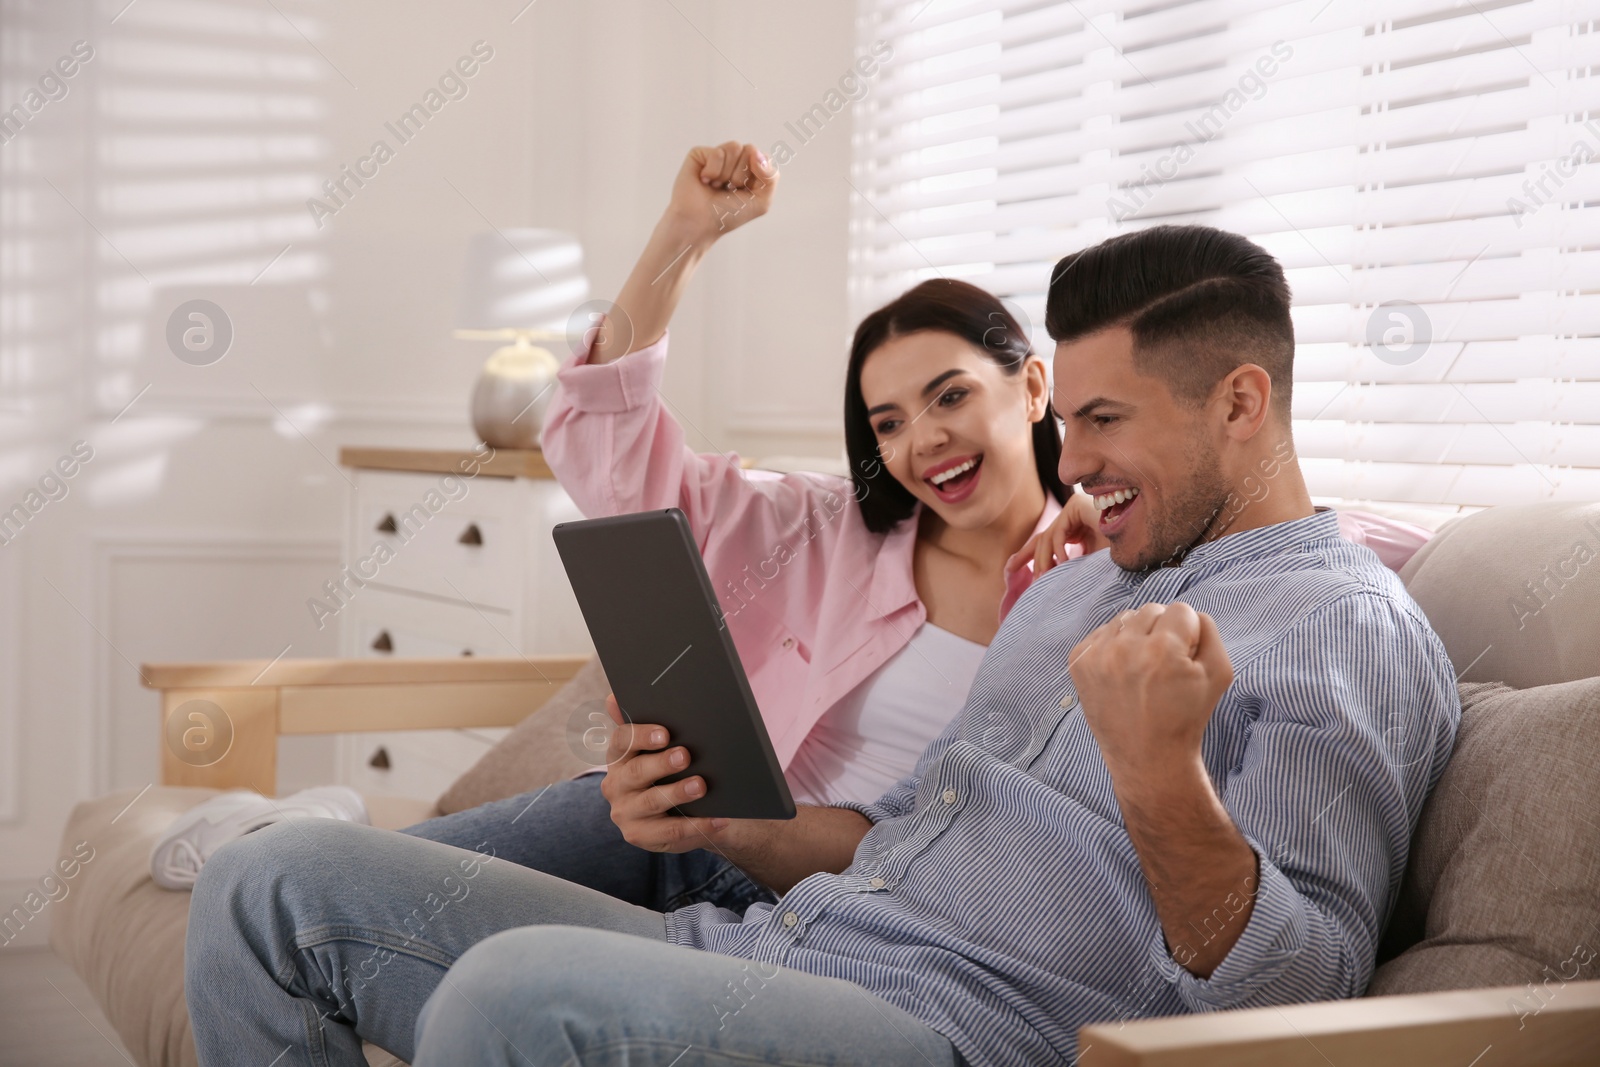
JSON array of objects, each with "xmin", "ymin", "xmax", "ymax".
[
  {"xmin": 1045, "ymin": 225, "xmax": 1295, "ymax": 418},
  {"xmin": 844, "ymin": 278, "xmax": 1069, "ymax": 534}
]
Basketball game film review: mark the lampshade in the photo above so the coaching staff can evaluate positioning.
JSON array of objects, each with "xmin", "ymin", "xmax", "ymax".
[{"xmin": 453, "ymin": 229, "xmax": 589, "ymax": 332}]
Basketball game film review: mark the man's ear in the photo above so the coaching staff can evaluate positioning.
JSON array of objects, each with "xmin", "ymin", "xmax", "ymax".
[{"xmin": 1218, "ymin": 363, "xmax": 1273, "ymax": 442}]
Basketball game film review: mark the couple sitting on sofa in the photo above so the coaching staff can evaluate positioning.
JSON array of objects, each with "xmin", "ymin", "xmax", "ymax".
[{"xmin": 183, "ymin": 143, "xmax": 1462, "ymax": 1067}]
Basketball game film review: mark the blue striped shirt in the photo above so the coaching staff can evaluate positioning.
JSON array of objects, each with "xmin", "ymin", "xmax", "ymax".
[{"xmin": 665, "ymin": 508, "xmax": 1461, "ymax": 1066}]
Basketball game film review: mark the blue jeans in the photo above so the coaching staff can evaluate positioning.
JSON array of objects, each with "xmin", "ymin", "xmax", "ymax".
[
  {"xmin": 185, "ymin": 780, "xmax": 964, "ymax": 1066},
  {"xmin": 395, "ymin": 774, "xmax": 780, "ymax": 915}
]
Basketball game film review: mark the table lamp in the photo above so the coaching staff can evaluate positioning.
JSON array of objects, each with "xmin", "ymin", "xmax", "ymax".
[{"xmin": 453, "ymin": 229, "xmax": 588, "ymax": 449}]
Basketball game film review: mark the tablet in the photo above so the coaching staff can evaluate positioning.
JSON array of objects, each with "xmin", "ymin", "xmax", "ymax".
[{"xmin": 552, "ymin": 508, "xmax": 796, "ymax": 820}]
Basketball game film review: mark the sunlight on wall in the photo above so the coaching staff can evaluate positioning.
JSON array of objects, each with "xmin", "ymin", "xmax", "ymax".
[
  {"xmin": 3, "ymin": 0, "xmax": 340, "ymax": 503},
  {"xmin": 89, "ymin": 0, "xmax": 334, "ymax": 503}
]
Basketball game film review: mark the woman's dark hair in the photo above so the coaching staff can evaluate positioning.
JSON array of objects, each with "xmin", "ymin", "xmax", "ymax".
[{"xmin": 844, "ymin": 278, "xmax": 1068, "ymax": 534}]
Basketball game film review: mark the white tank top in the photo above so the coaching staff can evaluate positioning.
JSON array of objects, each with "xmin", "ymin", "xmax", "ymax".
[{"xmin": 785, "ymin": 621, "xmax": 988, "ymax": 807}]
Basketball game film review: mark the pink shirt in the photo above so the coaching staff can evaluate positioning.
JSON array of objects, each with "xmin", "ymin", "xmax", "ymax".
[
  {"xmin": 542, "ymin": 331, "xmax": 1435, "ymax": 770},
  {"xmin": 543, "ymin": 331, "xmax": 1060, "ymax": 770}
]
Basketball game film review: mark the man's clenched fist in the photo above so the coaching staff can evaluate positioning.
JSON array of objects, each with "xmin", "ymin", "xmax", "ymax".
[{"xmin": 1067, "ymin": 602, "xmax": 1234, "ymax": 786}]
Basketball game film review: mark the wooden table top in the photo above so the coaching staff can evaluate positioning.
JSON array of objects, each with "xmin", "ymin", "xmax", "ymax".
[{"xmin": 338, "ymin": 446, "xmax": 554, "ymax": 479}]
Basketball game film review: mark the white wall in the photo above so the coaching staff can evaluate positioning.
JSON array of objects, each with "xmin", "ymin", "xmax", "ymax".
[
  {"xmin": 537, "ymin": 0, "xmax": 862, "ymax": 460},
  {"xmin": 0, "ymin": 0, "xmax": 859, "ymax": 932}
]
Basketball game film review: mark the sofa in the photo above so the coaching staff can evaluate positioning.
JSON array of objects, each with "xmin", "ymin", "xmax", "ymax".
[{"xmin": 49, "ymin": 502, "xmax": 1600, "ymax": 1066}]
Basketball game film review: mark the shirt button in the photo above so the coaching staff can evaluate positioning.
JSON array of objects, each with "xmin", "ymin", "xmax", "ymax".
[
  {"xmin": 782, "ymin": 911, "xmax": 798, "ymax": 928},
  {"xmin": 782, "ymin": 637, "xmax": 795, "ymax": 650},
  {"xmin": 942, "ymin": 789, "xmax": 957, "ymax": 804},
  {"xmin": 870, "ymin": 877, "xmax": 886, "ymax": 889}
]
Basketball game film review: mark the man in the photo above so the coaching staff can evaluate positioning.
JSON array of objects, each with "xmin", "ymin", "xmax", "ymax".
[{"xmin": 187, "ymin": 225, "xmax": 1460, "ymax": 1067}]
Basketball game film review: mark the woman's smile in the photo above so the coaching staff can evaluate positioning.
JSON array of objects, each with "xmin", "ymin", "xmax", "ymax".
[{"xmin": 923, "ymin": 453, "xmax": 984, "ymax": 504}]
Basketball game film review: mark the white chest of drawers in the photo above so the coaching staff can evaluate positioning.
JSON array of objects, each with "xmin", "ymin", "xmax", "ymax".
[{"xmin": 332, "ymin": 447, "xmax": 593, "ymax": 802}]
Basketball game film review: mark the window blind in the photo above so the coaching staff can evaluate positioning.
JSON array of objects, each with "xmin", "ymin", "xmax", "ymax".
[{"xmin": 849, "ymin": 0, "xmax": 1600, "ymax": 510}]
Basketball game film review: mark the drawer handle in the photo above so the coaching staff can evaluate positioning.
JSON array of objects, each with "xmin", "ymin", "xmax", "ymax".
[
  {"xmin": 458, "ymin": 523, "xmax": 483, "ymax": 546},
  {"xmin": 371, "ymin": 630, "xmax": 393, "ymax": 653},
  {"xmin": 368, "ymin": 746, "xmax": 391, "ymax": 770},
  {"xmin": 375, "ymin": 513, "xmax": 398, "ymax": 534},
  {"xmin": 460, "ymin": 649, "xmax": 474, "ymax": 657}
]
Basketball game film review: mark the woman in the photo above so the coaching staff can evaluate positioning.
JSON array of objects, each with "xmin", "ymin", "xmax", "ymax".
[{"xmin": 396, "ymin": 141, "xmax": 1103, "ymax": 912}]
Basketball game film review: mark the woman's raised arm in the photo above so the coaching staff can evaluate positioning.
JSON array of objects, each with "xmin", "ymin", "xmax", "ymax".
[
  {"xmin": 588, "ymin": 141, "xmax": 778, "ymax": 365},
  {"xmin": 543, "ymin": 141, "xmax": 843, "ymax": 618}
]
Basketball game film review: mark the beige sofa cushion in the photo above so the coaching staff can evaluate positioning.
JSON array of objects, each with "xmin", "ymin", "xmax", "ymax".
[
  {"xmin": 1399, "ymin": 500, "xmax": 1600, "ymax": 688},
  {"xmin": 434, "ymin": 656, "xmax": 609, "ymax": 814},
  {"xmin": 1369, "ymin": 678, "xmax": 1600, "ymax": 995},
  {"xmin": 49, "ymin": 786, "xmax": 433, "ymax": 1067}
]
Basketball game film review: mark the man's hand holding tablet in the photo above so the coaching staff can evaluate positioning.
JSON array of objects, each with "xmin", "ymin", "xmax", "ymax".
[
  {"xmin": 599, "ymin": 693, "xmax": 732, "ymax": 850},
  {"xmin": 555, "ymin": 509, "xmax": 873, "ymax": 894},
  {"xmin": 598, "ymin": 694, "xmax": 873, "ymax": 893}
]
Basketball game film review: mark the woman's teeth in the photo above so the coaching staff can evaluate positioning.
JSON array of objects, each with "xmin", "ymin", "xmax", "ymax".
[
  {"xmin": 1093, "ymin": 487, "xmax": 1140, "ymax": 512},
  {"xmin": 929, "ymin": 458, "xmax": 978, "ymax": 486}
]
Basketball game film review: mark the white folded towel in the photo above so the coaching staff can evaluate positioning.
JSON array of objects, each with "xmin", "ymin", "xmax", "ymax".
[{"xmin": 149, "ymin": 785, "xmax": 370, "ymax": 891}]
